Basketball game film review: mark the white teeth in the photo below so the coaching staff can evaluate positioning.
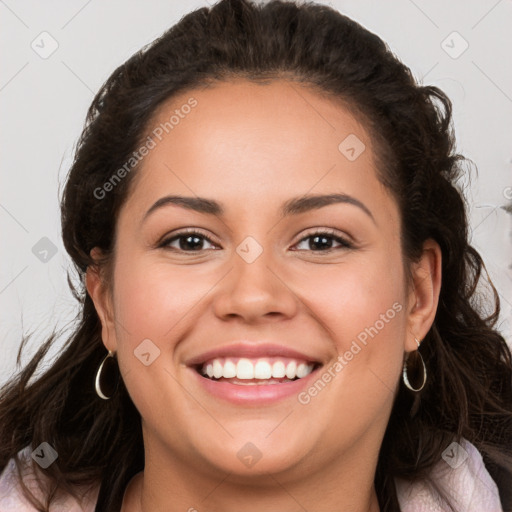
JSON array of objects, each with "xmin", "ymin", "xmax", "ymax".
[
  {"xmin": 236, "ymin": 358, "xmax": 254, "ymax": 379},
  {"xmin": 222, "ymin": 360, "xmax": 237, "ymax": 378},
  {"xmin": 297, "ymin": 363, "xmax": 309, "ymax": 378},
  {"xmin": 254, "ymin": 360, "xmax": 272, "ymax": 379},
  {"xmin": 213, "ymin": 360, "xmax": 223, "ymax": 379},
  {"xmin": 285, "ymin": 361, "xmax": 297, "ymax": 379},
  {"xmin": 200, "ymin": 357, "xmax": 315, "ymax": 381},
  {"xmin": 272, "ymin": 361, "xmax": 286, "ymax": 378}
]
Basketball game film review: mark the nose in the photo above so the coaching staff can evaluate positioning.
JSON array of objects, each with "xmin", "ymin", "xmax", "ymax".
[{"xmin": 212, "ymin": 245, "xmax": 298, "ymax": 324}]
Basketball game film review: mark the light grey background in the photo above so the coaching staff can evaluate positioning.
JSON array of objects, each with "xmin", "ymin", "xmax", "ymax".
[{"xmin": 1, "ymin": 0, "xmax": 511, "ymax": 386}]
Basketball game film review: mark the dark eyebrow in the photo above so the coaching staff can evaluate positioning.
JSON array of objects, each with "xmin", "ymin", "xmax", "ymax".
[
  {"xmin": 281, "ymin": 193, "xmax": 375, "ymax": 223},
  {"xmin": 144, "ymin": 195, "xmax": 223, "ymax": 220},
  {"xmin": 142, "ymin": 193, "xmax": 375, "ymax": 224}
]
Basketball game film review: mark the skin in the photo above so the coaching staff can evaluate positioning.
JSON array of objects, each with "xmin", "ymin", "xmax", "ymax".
[{"xmin": 87, "ymin": 79, "xmax": 441, "ymax": 512}]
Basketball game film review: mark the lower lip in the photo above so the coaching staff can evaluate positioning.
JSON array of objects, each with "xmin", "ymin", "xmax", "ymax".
[{"xmin": 189, "ymin": 366, "xmax": 321, "ymax": 405}]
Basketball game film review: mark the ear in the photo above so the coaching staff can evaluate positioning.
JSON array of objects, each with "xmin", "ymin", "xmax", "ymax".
[
  {"xmin": 85, "ymin": 247, "xmax": 117, "ymax": 352},
  {"xmin": 405, "ymin": 238, "xmax": 442, "ymax": 352}
]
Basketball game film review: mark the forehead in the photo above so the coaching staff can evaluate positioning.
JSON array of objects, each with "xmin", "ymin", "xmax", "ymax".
[{"xmin": 122, "ymin": 79, "xmax": 394, "ymax": 222}]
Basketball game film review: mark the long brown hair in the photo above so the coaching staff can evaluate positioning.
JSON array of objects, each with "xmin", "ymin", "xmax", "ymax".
[{"xmin": 1, "ymin": 1, "xmax": 511, "ymax": 510}]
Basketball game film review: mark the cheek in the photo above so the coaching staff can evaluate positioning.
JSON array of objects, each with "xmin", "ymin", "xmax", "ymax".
[
  {"xmin": 304, "ymin": 249, "xmax": 406, "ymax": 345},
  {"xmin": 111, "ymin": 241, "xmax": 406, "ymax": 356},
  {"xmin": 301, "ymin": 248, "xmax": 407, "ymax": 396},
  {"xmin": 112, "ymin": 256, "xmax": 215, "ymax": 344},
  {"xmin": 109, "ymin": 255, "xmax": 212, "ymax": 429}
]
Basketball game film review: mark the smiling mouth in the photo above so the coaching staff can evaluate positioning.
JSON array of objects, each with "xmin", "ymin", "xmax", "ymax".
[{"xmin": 194, "ymin": 356, "xmax": 321, "ymax": 385}]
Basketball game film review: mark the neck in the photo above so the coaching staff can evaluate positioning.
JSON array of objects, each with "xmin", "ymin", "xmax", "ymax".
[{"xmin": 121, "ymin": 438, "xmax": 382, "ymax": 512}]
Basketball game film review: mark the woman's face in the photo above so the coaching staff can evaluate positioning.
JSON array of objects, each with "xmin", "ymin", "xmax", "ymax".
[{"xmin": 88, "ymin": 79, "xmax": 439, "ymax": 482}]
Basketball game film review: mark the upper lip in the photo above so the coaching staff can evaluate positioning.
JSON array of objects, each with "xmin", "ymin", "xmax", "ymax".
[{"xmin": 185, "ymin": 342, "xmax": 323, "ymax": 367}]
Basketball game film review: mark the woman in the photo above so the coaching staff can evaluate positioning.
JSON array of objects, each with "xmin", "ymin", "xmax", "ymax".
[{"xmin": 1, "ymin": 0, "xmax": 511, "ymax": 510}]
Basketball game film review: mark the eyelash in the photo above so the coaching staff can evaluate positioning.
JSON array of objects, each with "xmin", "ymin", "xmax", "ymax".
[{"xmin": 158, "ymin": 227, "xmax": 354, "ymax": 254}]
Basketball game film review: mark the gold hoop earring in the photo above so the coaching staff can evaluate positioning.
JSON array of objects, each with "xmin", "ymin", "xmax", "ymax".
[
  {"xmin": 95, "ymin": 350, "xmax": 120, "ymax": 400},
  {"xmin": 402, "ymin": 337, "xmax": 426, "ymax": 392}
]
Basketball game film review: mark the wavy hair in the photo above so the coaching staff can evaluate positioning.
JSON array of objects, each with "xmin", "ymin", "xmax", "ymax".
[{"xmin": 1, "ymin": 0, "xmax": 511, "ymax": 510}]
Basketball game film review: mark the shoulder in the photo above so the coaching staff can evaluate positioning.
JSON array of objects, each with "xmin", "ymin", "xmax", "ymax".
[
  {"xmin": 395, "ymin": 438, "xmax": 503, "ymax": 512},
  {"xmin": 0, "ymin": 446, "xmax": 99, "ymax": 511}
]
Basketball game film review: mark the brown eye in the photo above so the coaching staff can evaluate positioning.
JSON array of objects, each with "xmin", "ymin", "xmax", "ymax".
[
  {"xmin": 293, "ymin": 230, "xmax": 353, "ymax": 252},
  {"xmin": 159, "ymin": 230, "xmax": 217, "ymax": 252}
]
